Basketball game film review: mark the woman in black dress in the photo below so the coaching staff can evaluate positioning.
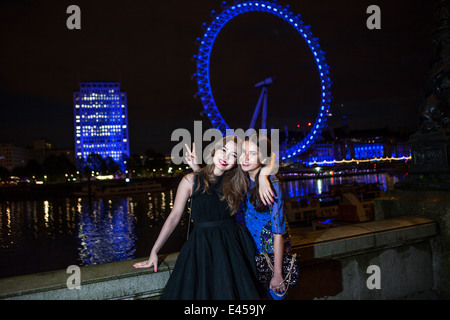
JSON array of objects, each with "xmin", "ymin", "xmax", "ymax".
[{"xmin": 133, "ymin": 136, "xmax": 260, "ymax": 300}]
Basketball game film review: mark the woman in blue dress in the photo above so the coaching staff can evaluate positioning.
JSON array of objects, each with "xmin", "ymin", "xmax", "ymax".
[{"xmin": 239, "ymin": 133, "xmax": 291, "ymax": 300}]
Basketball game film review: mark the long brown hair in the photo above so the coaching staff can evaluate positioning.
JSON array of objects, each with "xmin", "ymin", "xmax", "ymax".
[
  {"xmin": 246, "ymin": 134, "xmax": 282, "ymax": 212},
  {"xmin": 194, "ymin": 136, "xmax": 249, "ymax": 215}
]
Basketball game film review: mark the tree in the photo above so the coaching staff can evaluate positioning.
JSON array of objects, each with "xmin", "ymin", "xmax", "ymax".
[
  {"xmin": 24, "ymin": 159, "xmax": 42, "ymax": 179},
  {"xmin": 42, "ymin": 154, "xmax": 60, "ymax": 182},
  {"xmin": 40, "ymin": 153, "xmax": 77, "ymax": 182},
  {"xmin": 126, "ymin": 154, "xmax": 144, "ymax": 177},
  {"xmin": 86, "ymin": 153, "xmax": 105, "ymax": 175},
  {"xmin": 76, "ymin": 156, "xmax": 91, "ymax": 177},
  {"xmin": 144, "ymin": 149, "xmax": 167, "ymax": 175},
  {"xmin": 0, "ymin": 166, "xmax": 10, "ymax": 180},
  {"xmin": 104, "ymin": 156, "xmax": 120, "ymax": 175},
  {"xmin": 11, "ymin": 166, "xmax": 27, "ymax": 178},
  {"xmin": 57, "ymin": 153, "xmax": 76, "ymax": 176}
]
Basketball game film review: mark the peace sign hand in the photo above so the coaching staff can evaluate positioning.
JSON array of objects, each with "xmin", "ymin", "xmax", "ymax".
[{"xmin": 185, "ymin": 142, "xmax": 201, "ymax": 172}]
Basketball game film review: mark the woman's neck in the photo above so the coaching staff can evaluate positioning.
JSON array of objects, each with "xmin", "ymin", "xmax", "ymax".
[
  {"xmin": 248, "ymin": 167, "xmax": 261, "ymax": 182},
  {"xmin": 213, "ymin": 167, "xmax": 225, "ymax": 176}
]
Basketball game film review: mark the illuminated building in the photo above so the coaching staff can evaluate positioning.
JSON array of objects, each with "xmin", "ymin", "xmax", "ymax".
[
  {"xmin": 353, "ymin": 143, "xmax": 384, "ymax": 160},
  {"xmin": 280, "ymin": 128, "xmax": 411, "ymax": 166},
  {"xmin": 73, "ymin": 82, "xmax": 130, "ymax": 171}
]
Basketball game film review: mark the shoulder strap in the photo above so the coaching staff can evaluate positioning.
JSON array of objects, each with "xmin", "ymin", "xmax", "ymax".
[{"xmin": 186, "ymin": 173, "xmax": 198, "ymax": 240}]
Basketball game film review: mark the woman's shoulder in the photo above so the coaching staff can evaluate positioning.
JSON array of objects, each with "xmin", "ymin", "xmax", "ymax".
[
  {"xmin": 182, "ymin": 172, "xmax": 196, "ymax": 184},
  {"xmin": 180, "ymin": 173, "xmax": 197, "ymax": 191}
]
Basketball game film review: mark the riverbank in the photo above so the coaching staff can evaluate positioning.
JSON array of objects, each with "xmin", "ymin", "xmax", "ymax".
[{"xmin": 0, "ymin": 176, "xmax": 182, "ymax": 202}]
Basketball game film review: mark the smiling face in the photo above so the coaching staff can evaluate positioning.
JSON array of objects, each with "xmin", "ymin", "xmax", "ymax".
[
  {"xmin": 239, "ymin": 140, "xmax": 262, "ymax": 174},
  {"xmin": 212, "ymin": 139, "xmax": 238, "ymax": 174}
]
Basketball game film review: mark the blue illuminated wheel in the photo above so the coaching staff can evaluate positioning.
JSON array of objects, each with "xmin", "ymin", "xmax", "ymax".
[{"xmin": 194, "ymin": 1, "xmax": 332, "ymax": 159}]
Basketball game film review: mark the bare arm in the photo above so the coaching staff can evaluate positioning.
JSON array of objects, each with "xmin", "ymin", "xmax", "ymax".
[
  {"xmin": 270, "ymin": 234, "xmax": 286, "ymax": 293},
  {"xmin": 259, "ymin": 152, "xmax": 277, "ymax": 205},
  {"xmin": 133, "ymin": 173, "xmax": 194, "ymax": 271}
]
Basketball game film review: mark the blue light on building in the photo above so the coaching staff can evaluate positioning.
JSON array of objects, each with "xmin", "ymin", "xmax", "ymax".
[
  {"xmin": 73, "ymin": 82, "xmax": 130, "ymax": 171},
  {"xmin": 281, "ymin": 137, "xmax": 411, "ymax": 167},
  {"xmin": 354, "ymin": 143, "xmax": 384, "ymax": 160}
]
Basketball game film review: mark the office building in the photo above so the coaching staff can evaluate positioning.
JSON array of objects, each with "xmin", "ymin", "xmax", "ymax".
[{"xmin": 73, "ymin": 82, "xmax": 130, "ymax": 171}]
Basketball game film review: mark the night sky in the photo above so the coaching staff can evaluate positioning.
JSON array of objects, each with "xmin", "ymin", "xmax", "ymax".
[{"xmin": 0, "ymin": 0, "xmax": 435, "ymax": 155}]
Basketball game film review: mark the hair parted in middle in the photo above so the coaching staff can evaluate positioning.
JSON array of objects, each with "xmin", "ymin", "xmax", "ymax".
[{"xmin": 194, "ymin": 135, "xmax": 249, "ymax": 215}]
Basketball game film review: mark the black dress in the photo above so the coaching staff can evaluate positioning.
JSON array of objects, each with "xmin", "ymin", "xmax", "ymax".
[{"xmin": 160, "ymin": 173, "xmax": 260, "ymax": 300}]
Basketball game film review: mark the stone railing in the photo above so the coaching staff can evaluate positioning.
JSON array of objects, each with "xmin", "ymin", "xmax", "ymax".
[{"xmin": 0, "ymin": 216, "xmax": 438, "ymax": 300}]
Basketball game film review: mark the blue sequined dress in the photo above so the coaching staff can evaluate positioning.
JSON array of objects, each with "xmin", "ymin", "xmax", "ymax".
[{"xmin": 242, "ymin": 175, "xmax": 291, "ymax": 300}]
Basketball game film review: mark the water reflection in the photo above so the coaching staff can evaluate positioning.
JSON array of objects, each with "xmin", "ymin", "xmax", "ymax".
[
  {"xmin": 282, "ymin": 173, "xmax": 403, "ymax": 198},
  {"xmin": 77, "ymin": 198, "xmax": 136, "ymax": 265},
  {"xmin": 0, "ymin": 188, "xmax": 180, "ymax": 278},
  {"xmin": 0, "ymin": 173, "xmax": 403, "ymax": 278}
]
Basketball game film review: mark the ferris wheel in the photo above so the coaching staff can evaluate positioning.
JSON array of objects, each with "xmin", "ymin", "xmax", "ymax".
[{"xmin": 193, "ymin": 0, "xmax": 332, "ymax": 160}]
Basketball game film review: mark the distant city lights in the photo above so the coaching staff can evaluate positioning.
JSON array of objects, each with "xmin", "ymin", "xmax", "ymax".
[{"xmin": 307, "ymin": 155, "xmax": 411, "ymax": 167}]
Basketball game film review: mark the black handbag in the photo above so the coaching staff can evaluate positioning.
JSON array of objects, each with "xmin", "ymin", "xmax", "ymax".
[{"xmin": 255, "ymin": 252, "xmax": 299, "ymax": 296}]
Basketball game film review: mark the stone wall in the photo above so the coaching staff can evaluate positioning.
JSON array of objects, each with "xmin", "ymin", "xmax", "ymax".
[
  {"xmin": 375, "ymin": 189, "xmax": 450, "ymax": 299},
  {"xmin": 287, "ymin": 216, "xmax": 437, "ymax": 299},
  {"xmin": 0, "ymin": 216, "xmax": 438, "ymax": 300}
]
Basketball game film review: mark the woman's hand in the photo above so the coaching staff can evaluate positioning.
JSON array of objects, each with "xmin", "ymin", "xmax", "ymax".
[
  {"xmin": 133, "ymin": 172, "xmax": 193, "ymax": 273},
  {"xmin": 133, "ymin": 251, "xmax": 159, "ymax": 272},
  {"xmin": 269, "ymin": 272, "xmax": 286, "ymax": 293},
  {"xmin": 270, "ymin": 234, "xmax": 286, "ymax": 294},
  {"xmin": 259, "ymin": 152, "xmax": 277, "ymax": 205},
  {"xmin": 259, "ymin": 175, "xmax": 275, "ymax": 206},
  {"xmin": 185, "ymin": 142, "xmax": 201, "ymax": 172}
]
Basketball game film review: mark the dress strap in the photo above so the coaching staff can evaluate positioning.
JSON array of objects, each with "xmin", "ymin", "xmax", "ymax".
[
  {"xmin": 191, "ymin": 172, "xmax": 203, "ymax": 197},
  {"xmin": 186, "ymin": 173, "xmax": 198, "ymax": 240},
  {"xmin": 191, "ymin": 173, "xmax": 198, "ymax": 196}
]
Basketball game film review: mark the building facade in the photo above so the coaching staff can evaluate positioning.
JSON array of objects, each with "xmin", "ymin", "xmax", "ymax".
[
  {"xmin": 73, "ymin": 82, "xmax": 130, "ymax": 171},
  {"xmin": 280, "ymin": 128, "xmax": 411, "ymax": 167},
  {"xmin": 0, "ymin": 143, "xmax": 32, "ymax": 171}
]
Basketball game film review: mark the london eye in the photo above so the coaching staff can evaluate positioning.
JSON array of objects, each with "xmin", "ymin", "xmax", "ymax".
[{"xmin": 193, "ymin": 0, "xmax": 332, "ymax": 160}]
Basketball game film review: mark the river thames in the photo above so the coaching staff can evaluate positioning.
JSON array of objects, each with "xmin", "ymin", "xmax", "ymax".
[{"xmin": 0, "ymin": 173, "xmax": 403, "ymax": 279}]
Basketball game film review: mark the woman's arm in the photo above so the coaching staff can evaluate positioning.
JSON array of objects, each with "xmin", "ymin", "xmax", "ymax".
[
  {"xmin": 133, "ymin": 173, "xmax": 194, "ymax": 272},
  {"xmin": 258, "ymin": 175, "xmax": 274, "ymax": 206},
  {"xmin": 270, "ymin": 234, "xmax": 286, "ymax": 293},
  {"xmin": 268, "ymin": 179, "xmax": 286, "ymax": 292},
  {"xmin": 259, "ymin": 152, "xmax": 277, "ymax": 205}
]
